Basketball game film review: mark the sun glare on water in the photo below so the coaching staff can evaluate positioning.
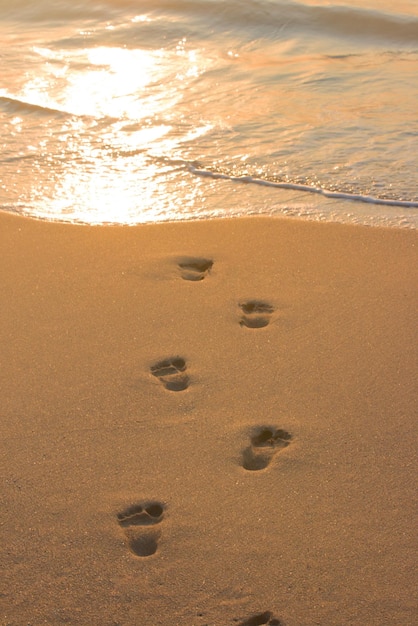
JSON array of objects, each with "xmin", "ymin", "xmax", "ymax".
[{"xmin": 5, "ymin": 26, "xmax": 213, "ymax": 224}]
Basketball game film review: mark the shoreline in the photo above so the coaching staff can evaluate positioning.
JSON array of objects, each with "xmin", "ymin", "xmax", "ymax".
[
  {"xmin": 1, "ymin": 211, "xmax": 417, "ymax": 625},
  {"xmin": 4, "ymin": 201, "xmax": 418, "ymax": 230}
]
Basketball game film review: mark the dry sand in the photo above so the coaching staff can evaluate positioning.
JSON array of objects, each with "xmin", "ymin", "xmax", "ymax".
[{"xmin": 1, "ymin": 211, "xmax": 417, "ymax": 626}]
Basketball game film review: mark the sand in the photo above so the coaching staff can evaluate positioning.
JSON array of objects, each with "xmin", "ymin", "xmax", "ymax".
[{"xmin": 1, "ymin": 211, "xmax": 417, "ymax": 626}]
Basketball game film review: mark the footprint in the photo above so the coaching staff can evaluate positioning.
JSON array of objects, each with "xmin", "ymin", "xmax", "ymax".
[
  {"xmin": 178, "ymin": 257, "xmax": 213, "ymax": 281},
  {"xmin": 117, "ymin": 501, "xmax": 165, "ymax": 557},
  {"xmin": 150, "ymin": 357, "xmax": 189, "ymax": 391},
  {"xmin": 239, "ymin": 301, "xmax": 275, "ymax": 328},
  {"xmin": 242, "ymin": 427, "xmax": 292, "ymax": 471},
  {"xmin": 238, "ymin": 611, "xmax": 283, "ymax": 626}
]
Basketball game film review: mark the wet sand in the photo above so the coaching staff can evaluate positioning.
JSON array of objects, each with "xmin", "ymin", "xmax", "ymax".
[{"xmin": 1, "ymin": 211, "xmax": 417, "ymax": 626}]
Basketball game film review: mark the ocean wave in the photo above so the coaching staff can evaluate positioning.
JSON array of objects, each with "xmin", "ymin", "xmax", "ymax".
[
  {"xmin": 1, "ymin": 0, "xmax": 417, "ymax": 48},
  {"xmin": 188, "ymin": 163, "xmax": 418, "ymax": 209},
  {"xmin": 186, "ymin": 0, "xmax": 418, "ymax": 46},
  {"xmin": 265, "ymin": 2, "xmax": 418, "ymax": 45},
  {"xmin": 1, "ymin": 0, "xmax": 417, "ymax": 228}
]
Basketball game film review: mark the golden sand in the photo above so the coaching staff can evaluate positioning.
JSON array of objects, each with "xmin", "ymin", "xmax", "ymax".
[{"xmin": 1, "ymin": 212, "xmax": 417, "ymax": 625}]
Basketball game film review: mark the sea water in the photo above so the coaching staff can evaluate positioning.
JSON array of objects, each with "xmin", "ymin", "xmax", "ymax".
[{"xmin": 1, "ymin": 0, "xmax": 417, "ymax": 227}]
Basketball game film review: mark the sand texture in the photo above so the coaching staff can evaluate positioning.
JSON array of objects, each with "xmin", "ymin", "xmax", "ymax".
[{"xmin": 1, "ymin": 212, "xmax": 417, "ymax": 626}]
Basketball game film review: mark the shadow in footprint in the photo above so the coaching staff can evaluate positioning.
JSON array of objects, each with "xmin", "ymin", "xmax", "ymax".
[
  {"xmin": 117, "ymin": 501, "xmax": 165, "ymax": 557},
  {"xmin": 242, "ymin": 427, "xmax": 292, "ymax": 471},
  {"xmin": 239, "ymin": 301, "xmax": 275, "ymax": 328},
  {"xmin": 128, "ymin": 532, "xmax": 160, "ymax": 557},
  {"xmin": 150, "ymin": 357, "xmax": 189, "ymax": 391},
  {"xmin": 238, "ymin": 611, "xmax": 283, "ymax": 626},
  {"xmin": 178, "ymin": 257, "xmax": 213, "ymax": 281}
]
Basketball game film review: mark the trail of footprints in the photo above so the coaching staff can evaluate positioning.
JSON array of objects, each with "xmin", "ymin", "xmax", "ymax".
[{"xmin": 117, "ymin": 257, "xmax": 288, "ymax": 623}]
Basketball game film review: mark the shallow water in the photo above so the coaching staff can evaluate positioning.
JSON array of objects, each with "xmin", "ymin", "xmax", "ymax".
[{"xmin": 1, "ymin": 0, "xmax": 417, "ymax": 227}]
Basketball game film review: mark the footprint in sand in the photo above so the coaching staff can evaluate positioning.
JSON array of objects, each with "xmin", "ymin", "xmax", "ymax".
[
  {"xmin": 151, "ymin": 357, "xmax": 189, "ymax": 391},
  {"xmin": 178, "ymin": 257, "xmax": 213, "ymax": 281},
  {"xmin": 117, "ymin": 501, "xmax": 165, "ymax": 557},
  {"xmin": 237, "ymin": 611, "xmax": 283, "ymax": 626},
  {"xmin": 242, "ymin": 427, "xmax": 292, "ymax": 471},
  {"xmin": 239, "ymin": 301, "xmax": 275, "ymax": 328}
]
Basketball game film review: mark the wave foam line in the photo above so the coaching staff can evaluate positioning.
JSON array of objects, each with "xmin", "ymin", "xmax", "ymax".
[
  {"xmin": 188, "ymin": 165, "xmax": 418, "ymax": 209},
  {"xmin": 0, "ymin": 95, "xmax": 69, "ymax": 118}
]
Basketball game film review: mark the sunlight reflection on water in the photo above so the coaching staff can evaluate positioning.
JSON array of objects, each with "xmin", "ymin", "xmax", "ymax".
[
  {"xmin": 1, "ymin": 0, "xmax": 417, "ymax": 227},
  {"xmin": 1, "ymin": 37, "xmax": 216, "ymax": 223}
]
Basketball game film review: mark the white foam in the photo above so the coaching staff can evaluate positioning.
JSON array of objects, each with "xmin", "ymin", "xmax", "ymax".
[{"xmin": 188, "ymin": 164, "xmax": 418, "ymax": 210}]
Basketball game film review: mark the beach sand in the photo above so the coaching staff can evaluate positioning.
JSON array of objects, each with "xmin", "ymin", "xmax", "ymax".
[{"xmin": 1, "ymin": 211, "xmax": 417, "ymax": 626}]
